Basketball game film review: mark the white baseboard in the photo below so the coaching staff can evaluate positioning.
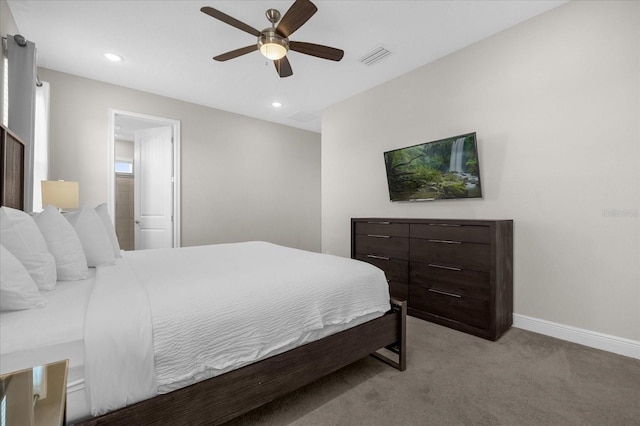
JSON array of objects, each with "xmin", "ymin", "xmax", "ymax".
[{"xmin": 513, "ymin": 314, "xmax": 640, "ymax": 360}]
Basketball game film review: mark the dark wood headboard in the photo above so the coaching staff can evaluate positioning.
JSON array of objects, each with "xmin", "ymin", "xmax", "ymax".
[{"xmin": 0, "ymin": 124, "xmax": 25, "ymax": 210}]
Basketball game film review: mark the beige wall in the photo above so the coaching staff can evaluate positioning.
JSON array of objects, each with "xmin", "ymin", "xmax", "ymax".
[
  {"xmin": 322, "ymin": 1, "xmax": 640, "ymax": 341},
  {"xmin": 39, "ymin": 68, "xmax": 321, "ymax": 251},
  {"xmin": 0, "ymin": 0, "xmax": 18, "ymax": 35}
]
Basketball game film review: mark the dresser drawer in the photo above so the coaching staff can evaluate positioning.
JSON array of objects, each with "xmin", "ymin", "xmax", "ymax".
[
  {"xmin": 410, "ymin": 262, "xmax": 490, "ymax": 301},
  {"xmin": 410, "ymin": 286, "xmax": 489, "ymax": 330},
  {"xmin": 355, "ymin": 254, "xmax": 408, "ymax": 283},
  {"xmin": 410, "ymin": 239, "xmax": 490, "ymax": 272},
  {"xmin": 355, "ymin": 234, "xmax": 409, "ymax": 260},
  {"xmin": 355, "ymin": 221, "xmax": 409, "ymax": 238},
  {"xmin": 411, "ymin": 223, "xmax": 490, "ymax": 243}
]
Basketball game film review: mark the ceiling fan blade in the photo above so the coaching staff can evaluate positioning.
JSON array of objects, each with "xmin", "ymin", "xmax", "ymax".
[
  {"xmin": 213, "ymin": 45, "xmax": 258, "ymax": 62},
  {"xmin": 274, "ymin": 56, "xmax": 293, "ymax": 78},
  {"xmin": 201, "ymin": 6, "xmax": 261, "ymax": 38},
  {"xmin": 289, "ymin": 41, "xmax": 344, "ymax": 61},
  {"xmin": 276, "ymin": 0, "xmax": 317, "ymax": 38}
]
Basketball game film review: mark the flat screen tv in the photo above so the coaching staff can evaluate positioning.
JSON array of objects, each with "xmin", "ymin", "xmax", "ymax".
[{"xmin": 384, "ymin": 132, "xmax": 482, "ymax": 202}]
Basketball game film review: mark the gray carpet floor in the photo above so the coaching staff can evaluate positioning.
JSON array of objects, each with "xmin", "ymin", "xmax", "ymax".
[{"xmin": 225, "ymin": 316, "xmax": 640, "ymax": 426}]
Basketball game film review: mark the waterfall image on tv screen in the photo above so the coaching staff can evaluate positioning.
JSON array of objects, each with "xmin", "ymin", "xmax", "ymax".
[{"xmin": 384, "ymin": 132, "xmax": 482, "ymax": 201}]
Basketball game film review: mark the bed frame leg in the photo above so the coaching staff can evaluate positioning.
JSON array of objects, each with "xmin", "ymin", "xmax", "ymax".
[{"xmin": 370, "ymin": 298, "xmax": 406, "ymax": 371}]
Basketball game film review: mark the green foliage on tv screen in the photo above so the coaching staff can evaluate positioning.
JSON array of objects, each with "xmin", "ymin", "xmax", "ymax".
[{"xmin": 384, "ymin": 134, "xmax": 482, "ymax": 201}]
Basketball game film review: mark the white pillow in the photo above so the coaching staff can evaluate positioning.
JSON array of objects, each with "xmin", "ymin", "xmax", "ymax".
[
  {"xmin": 95, "ymin": 203, "xmax": 122, "ymax": 258},
  {"xmin": 34, "ymin": 205, "xmax": 90, "ymax": 280},
  {"xmin": 0, "ymin": 207, "xmax": 57, "ymax": 291},
  {"xmin": 65, "ymin": 205, "xmax": 116, "ymax": 267},
  {"xmin": 0, "ymin": 245, "xmax": 47, "ymax": 311}
]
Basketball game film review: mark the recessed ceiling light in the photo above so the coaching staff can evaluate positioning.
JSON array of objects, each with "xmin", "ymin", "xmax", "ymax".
[
  {"xmin": 104, "ymin": 53, "xmax": 122, "ymax": 62},
  {"xmin": 272, "ymin": 101, "xmax": 282, "ymax": 108}
]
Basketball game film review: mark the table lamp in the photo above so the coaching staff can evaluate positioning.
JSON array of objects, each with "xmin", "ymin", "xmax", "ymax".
[{"xmin": 41, "ymin": 180, "xmax": 79, "ymax": 212}]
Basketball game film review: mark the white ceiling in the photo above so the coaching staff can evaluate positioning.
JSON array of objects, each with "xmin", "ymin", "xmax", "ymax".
[{"xmin": 8, "ymin": 0, "xmax": 566, "ymax": 133}]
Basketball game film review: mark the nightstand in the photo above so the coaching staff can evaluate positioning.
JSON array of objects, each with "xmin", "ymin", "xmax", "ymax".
[{"xmin": 0, "ymin": 359, "xmax": 68, "ymax": 426}]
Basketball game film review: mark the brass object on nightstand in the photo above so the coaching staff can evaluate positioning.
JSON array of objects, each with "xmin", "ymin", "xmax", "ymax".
[{"xmin": 0, "ymin": 360, "xmax": 68, "ymax": 426}]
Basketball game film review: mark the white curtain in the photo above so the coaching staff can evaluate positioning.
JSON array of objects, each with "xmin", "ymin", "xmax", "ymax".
[
  {"xmin": 32, "ymin": 81, "xmax": 50, "ymax": 212},
  {"xmin": 2, "ymin": 52, "xmax": 7, "ymax": 127},
  {"xmin": 6, "ymin": 35, "xmax": 37, "ymax": 211}
]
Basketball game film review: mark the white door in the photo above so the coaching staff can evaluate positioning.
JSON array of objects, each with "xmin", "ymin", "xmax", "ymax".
[{"xmin": 134, "ymin": 126, "xmax": 173, "ymax": 250}]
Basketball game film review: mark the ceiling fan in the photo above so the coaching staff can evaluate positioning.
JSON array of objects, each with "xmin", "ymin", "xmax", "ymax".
[{"xmin": 201, "ymin": 0, "xmax": 344, "ymax": 78}]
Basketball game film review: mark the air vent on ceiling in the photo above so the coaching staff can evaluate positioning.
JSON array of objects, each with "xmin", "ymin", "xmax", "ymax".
[{"xmin": 359, "ymin": 46, "xmax": 391, "ymax": 66}]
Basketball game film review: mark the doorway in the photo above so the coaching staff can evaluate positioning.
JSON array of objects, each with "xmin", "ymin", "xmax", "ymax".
[{"xmin": 108, "ymin": 109, "xmax": 181, "ymax": 250}]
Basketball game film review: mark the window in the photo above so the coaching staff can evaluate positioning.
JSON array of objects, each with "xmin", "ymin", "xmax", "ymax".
[
  {"xmin": 115, "ymin": 161, "xmax": 133, "ymax": 174},
  {"xmin": 0, "ymin": 393, "xmax": 6, "ymax": 426},
  {"xmin": 32, "ymin": 81, "xmax": 50, "ymax": 212}
]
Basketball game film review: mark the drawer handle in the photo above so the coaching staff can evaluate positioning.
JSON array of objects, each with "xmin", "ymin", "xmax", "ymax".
[
  {"xmin": 367, "ymin": 254, "xmax": 390, "ymax": 260},
  {"xmin": 428, "ymin": 264, "xmax": 462, "ymax": 271},
  {"xmin": 367, "ymin": 221, "xmax": 391, "ymax": 224},
  {"xmin": 428, "ymin": 223, "xmax": 462, "ymax": 227},
  {"xmin": 368, "ymin": 234, "xmax": 391, "ymax": 239},
  {"xmin": 428, "ymin": 239, "xmax": 462, "ymax": 244},
  {"xmin": 428, "ymin": 288, "xmax": 462, "ymax": 298}
]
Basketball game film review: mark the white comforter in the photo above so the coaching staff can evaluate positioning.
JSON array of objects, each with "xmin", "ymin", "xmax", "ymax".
[{"xmin": 84, "ymin": 241, "xmax": 390, "ymax": 416}]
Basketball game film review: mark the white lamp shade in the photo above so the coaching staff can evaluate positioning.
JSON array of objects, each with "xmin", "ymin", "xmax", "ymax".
[
  {"xmin": 260, "ymin": 43, "xmax": 287, "ymax": 60},
  {"xmin": 41, "ymin": 181, "xmax": 79, "ymax": 210}
]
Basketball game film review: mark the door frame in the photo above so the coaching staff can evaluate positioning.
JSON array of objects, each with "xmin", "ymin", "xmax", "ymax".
[{"xmin": 107, "ymin": 108, "xmax": 181, "ymax": 248}]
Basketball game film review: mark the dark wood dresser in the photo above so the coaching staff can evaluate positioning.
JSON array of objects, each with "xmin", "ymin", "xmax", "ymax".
[
  {"xmin": 351, "ymin": 218, "xmax": 513, "ymax": 341},
  {"xmin": 1, "ymin": 124, "xmax": 25, "ymax": 209}
]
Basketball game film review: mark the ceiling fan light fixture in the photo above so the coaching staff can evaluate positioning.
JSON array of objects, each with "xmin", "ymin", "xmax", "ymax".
[
  {"xmin": 202, "ymin": 1, "xmax": 342, "ymax": 77},
  {"xmin": 258, "ymin": 28, "xmax": 288, "ymax": 60},
  {"xmin": 260, "ymin": 42, "xmax": 287, "ymax": 60}
]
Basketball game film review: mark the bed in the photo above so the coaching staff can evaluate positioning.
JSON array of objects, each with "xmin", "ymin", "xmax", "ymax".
[{"xmin": 0, "ymin": 125, "xmax": 406, "ymax": 425}]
